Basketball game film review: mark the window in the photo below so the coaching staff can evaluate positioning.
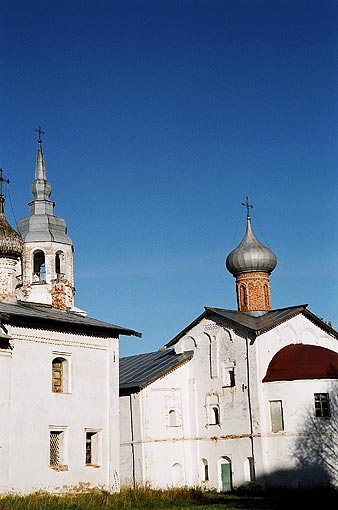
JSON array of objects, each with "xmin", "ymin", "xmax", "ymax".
[
  {"xmin": 222, "ymin": 367, "xmax": 235, "ymax": 387},
  {"xmin": 85, "ymin": 430, "xmax": 101, "ymax": 467},
  {"xmin": 206, "ymin": 393, "xmax": 221, "ymax": 426},
  {"xmin": 52, "ymin": 357, "xmax": 69, "ymax": 393},
  {"xmin": 200, "ymin": 458, "xmax": 209, "ymax": 482},
  {"xmin": 210, "ymin": 406, "xmax": 220, "ymax": 425},
  {"xmin": 172, "ymin": 463, "xmax": 184, "ymax": 487},
  {"xmin": 55, "ymin": 251, "xmax": 65, "ymax": 279},
  {"xmin": 49, "ymin": 428, "xmax": 67, "ymax": 470},
  {"xmin": 314, "ymin": 393, "xmax": 330, "ymax": 418},
  {"xmin": 169, "ymin": 409, "xmax": 177, "ymax": 427},
  {"xmin": 269, "ymin": 400, "xmax": 284, "ymax": 432},
  {"xmin": 33, "ymin": 250, "xmax": 46, "ymax": 283}
]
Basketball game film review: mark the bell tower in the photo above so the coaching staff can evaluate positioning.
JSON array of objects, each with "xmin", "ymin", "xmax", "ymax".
[{"xmin": 17, "ymin": 128, "xmax": 75, "ymax": 310}]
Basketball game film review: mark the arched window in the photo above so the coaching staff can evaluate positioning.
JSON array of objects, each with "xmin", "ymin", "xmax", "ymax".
[
  {"xmin": 206, "ymin": 393, "xmax": 221, "ymax": 425},
  {"xmin": 33, "ymin": 250, "xmax": 46, "ymax": 283},
  {"xmin": 172, "ymin": 463, "xmax": 184, "ymax": 487},
  {"xmin": 210, "ymin": 406, "xmax": 220, "ymax": 425},
  {"xmin": 239, "ymin": 284, "xmax": 248, "ymax": 310},
  {"xmin": 55, "ymin": 251, "xmax": 65, "ymax": 279},
  {"xmin": 169, "ymin": 409, "xmax": 177, "ymax": 427},
  {"xmin": 200, "ymin": 458, "xmax": 209, "ymax": 482},
  {"xmin": 52, "ymin": 357, "xmax": 68, "ymax": 393}
]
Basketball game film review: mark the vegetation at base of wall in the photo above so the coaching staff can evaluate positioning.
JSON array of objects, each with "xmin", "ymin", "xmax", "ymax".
[{"xmin": 0, "ymin": 486, "xmax": 337, "ymax": 510}]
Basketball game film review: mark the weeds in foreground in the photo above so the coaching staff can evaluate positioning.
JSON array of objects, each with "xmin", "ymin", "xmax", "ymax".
[{"xmin": 0, "ymin": 486, "xmax": 337, "ymax": 510}]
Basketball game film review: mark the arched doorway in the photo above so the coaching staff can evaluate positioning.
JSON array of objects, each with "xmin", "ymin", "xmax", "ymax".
[{"xmin": 219, "ymin": 456, "xmax": 232, "ymax": 492}]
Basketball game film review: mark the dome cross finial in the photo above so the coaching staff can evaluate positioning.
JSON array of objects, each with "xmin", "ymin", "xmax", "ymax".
[
  {"xmin": 0, "ymin": 169, "xmax": 10, "ymax": 197},
  {"xmin": 241, "ymin": 196, "xmax": 253, "ymax": 219},
  {"xmin": 35, "ymin": 125, "xmax": 45, "ymax": 143}
]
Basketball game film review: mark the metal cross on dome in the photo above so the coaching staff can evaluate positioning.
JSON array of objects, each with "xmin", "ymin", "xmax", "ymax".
[
  {"xmin": 242, "ymin": 196, "xmax": 253, "ymax": 219},
  {"xmin": 0, "ymin": 168, "xmax": 10, "ymax": 199}
]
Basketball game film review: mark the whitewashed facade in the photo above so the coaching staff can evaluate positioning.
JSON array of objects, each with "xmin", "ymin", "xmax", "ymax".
[
  {"xmin": 0, "ymin": 317, "xmax": 121, "ymax": 493},
  {"xmin": 120, "ymin": 211, "xmax": 338, "ymax": 491},
  {"xmin": 0, "ymin": 137, "xmax": 140, "ymax": 494}
]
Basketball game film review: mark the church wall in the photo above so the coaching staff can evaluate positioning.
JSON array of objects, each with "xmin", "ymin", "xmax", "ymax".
[
  {"xmin": 121, "ymin": 310, "xmax": 338, "ymax": 491},
  {"xmin": 120, "ymin": 315, "xmax": 263, "ymax": 490},
  {"xmin": 3, "ymin": 324, "xmax": 119, "ymax": 494},
  {"xmin": 0, "ymin": 349, "xmax": 12, "ymax": 491},
  {"xmin": 172, "ymin": 318, "xmax": 258, "ymax": 490},
  {"xmin": 251, "ymin": 315, "xmax": 338, "ymax": 487}
]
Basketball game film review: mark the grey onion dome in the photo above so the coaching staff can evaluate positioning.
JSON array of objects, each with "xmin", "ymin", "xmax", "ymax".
[
  {"xmin": 0, "ymin": 198, "xmax": 24, "ymax": 259},
  {"xmin": 226, "ymin": 216, "xmax": 277, "ymax": 276}
]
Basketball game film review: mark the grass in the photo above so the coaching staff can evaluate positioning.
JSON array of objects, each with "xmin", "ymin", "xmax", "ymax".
[{"xmin": 0, "ymin": 486, "xmax": 337, "ymax": 510}]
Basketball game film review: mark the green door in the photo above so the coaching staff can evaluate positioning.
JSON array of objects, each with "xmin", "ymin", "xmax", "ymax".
[{"xmin": 221, "ymin": 462, "xmax": 232, "ymax": 492}]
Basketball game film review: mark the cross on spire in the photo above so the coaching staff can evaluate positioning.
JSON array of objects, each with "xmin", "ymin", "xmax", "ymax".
[
  {"xmin": 0, "ymin": 168, "xmax": 10, "ymax": 199},
  {"xmin": 35, "ymin": 125, "xmax": 45, "ymax": 142},
  {"xmin": 241, "ymin": 196, "xmax": 253, "ymax": 219}
]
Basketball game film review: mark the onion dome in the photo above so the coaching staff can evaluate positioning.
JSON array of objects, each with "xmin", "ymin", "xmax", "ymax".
[
  {"xmin": 0, "ymin": 197, "xmax": 23, "ymax": 259},
  {"xmin": 226, "ymin": 214, "xmax": 277, "ymax": 276}
]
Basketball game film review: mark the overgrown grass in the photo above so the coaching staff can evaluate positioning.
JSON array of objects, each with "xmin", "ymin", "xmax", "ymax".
[{"xmin": 0, "ymin": 486, "xmax": 337, "ymax": 510}]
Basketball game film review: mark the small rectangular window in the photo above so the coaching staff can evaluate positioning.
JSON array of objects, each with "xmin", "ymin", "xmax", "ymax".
[
  {"xmin": 49, "ymin": 429, "xmax": 68, "ymax": 470},
  {"xmin": 270, "ymin": 400, "xmax": 284, "ymax": 432},
  {"xmin": 222, "ymin": 367, "xmax": 235, "ymax": 387},
  {"xmin": 85, "ymin": 430, "xmax": 101, "ymax": 467},
  {"xmin": 314, "ymin": 393, "xmax": 330, "ymax": 418}
]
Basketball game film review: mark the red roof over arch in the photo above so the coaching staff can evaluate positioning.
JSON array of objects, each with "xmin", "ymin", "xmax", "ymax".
[{"xmin": 263, "ymin": 344, "xmax": 338, "ymax": 382}]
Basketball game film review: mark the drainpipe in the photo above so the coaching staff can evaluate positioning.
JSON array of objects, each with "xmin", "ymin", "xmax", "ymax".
[
  {"xmin": 245, "ymin": 335, "xmax": 256, "ymax": 481},
  {"xmin": 129, "ymin": 394, "xmax": 136, "ymax": 489}
]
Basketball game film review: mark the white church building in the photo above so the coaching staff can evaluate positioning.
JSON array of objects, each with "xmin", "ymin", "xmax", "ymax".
[
  {"xmin": 0, "ymin": 134, "xmax": 141, "ymax": 494},
  {"xmin": 120, "ymin": 200, "xmax": 338, "ymax": 491}
]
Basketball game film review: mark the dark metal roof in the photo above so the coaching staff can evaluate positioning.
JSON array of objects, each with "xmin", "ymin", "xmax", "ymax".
[
  {"xmin": 0, "ymin": 300, "xmax": 142, "ymax": 338},
  {"xmin": 164, "ymin": 305, "xmax": 338, "ymax": 348},
  {"xmin": 263, "ymin": 344, "xmax": 338, "ymax": 382},
  {"xmin": 119, "ymin": 349, "xmax": 193, "ymax": 395}
]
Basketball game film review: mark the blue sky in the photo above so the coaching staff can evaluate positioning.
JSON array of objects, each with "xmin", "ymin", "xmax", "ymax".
[{"xmin": 1, "ymin": 0, "xmax": 337, "ymax": 356}]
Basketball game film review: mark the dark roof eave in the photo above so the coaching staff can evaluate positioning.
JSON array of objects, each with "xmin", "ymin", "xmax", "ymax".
[
  {"xmin": 0, "ymin": 305, "xmax": 142, "ymax": 338},
  {"xmin": 163, "ymin": 304, "xmax": 338, "ymax": 348}
]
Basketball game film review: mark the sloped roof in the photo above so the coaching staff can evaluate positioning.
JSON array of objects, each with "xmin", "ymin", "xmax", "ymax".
[
  {"xmin": 164, "ymin": 305, "xmax": 338, "ymax": 347},
  {"xmin": 263, "ymin": 344, "xmax": 338, "ymax": 382},
  {"xmin": 119, "ymin": 349, "xmax": 193, "ymax": 395},
  {"xmin": 0, "ymin": 300, "xmax": 141, "ymax": 338}
]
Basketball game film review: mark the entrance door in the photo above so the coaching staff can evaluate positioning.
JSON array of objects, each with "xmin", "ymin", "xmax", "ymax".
[{"xmin": 221, "ymin": 462, "xmax": 232, "ymax": 492}]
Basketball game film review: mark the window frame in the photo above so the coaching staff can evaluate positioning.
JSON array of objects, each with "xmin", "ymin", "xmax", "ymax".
[
  {"xmin": 33, "ymin": 250, "xmax": 46, "ymax": 284},
  {"xmin": 269, "ymin": 400, "xmax": 284, "ymax": 432},
  {"xmin": 85, "ymin": 429, "xmax": 102, "ymax": 467},
  {"xmin": 52, "ymin": 353, "xmax": 71, "ymax": 394},
  {"xmin": 49, "ymin": 426, "xmax": 68, "ymax": 471},
  {"xmin": 314, "ymin": 393, "xmax": 330, "ymax": 418},
  {"xmin": 206, "ymin": 393, "xmax": 221, "ymax": 426}
]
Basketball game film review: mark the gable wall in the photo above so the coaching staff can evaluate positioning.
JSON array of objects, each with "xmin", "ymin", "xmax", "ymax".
[
  {"xmin": 251, "ymin": 314, "xmax": 338, "ymax": 486},
  {"xmin": 120, "ymin": 312, "xmax": 338, "ymax": 490}
]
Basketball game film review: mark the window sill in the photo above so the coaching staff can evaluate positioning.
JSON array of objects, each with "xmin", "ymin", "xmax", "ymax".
[{"xmin": 50, "ymin": 464, "xmax": 68, "ymax": 471}]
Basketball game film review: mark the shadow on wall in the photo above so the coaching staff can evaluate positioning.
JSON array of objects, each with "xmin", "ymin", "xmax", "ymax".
[{"xmin": 255, "ymin": 382, "xmax": 338, "ymax": 489}]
